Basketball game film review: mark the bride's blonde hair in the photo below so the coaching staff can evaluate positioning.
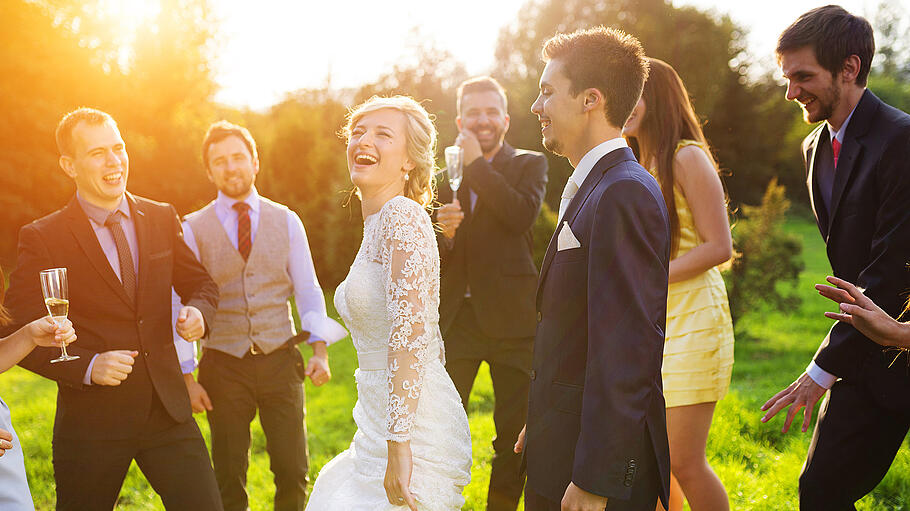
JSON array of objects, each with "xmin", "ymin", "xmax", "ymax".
[{"xmin": 341, "ymin": 95, "xmax": 437, "ymax": 208}]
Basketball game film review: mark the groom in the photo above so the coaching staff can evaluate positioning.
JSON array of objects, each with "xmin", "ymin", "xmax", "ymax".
[{"xmin": 519, "ymin": 27, "xmax": 671, "ymax": 511}]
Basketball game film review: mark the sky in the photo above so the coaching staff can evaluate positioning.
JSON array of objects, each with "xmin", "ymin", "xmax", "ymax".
[{"xmin": 208, "ymin": 0, "xmax": 897, "ymax": 110}]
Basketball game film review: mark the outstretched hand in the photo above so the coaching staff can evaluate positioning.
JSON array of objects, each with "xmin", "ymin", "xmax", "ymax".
[
  {"xmin": 816, "ymin": 276, "xmax": 910, "ymax": 348},
  {"xmin": 761, "ymin": 372, "xmax": 826, "ymax": 433}
]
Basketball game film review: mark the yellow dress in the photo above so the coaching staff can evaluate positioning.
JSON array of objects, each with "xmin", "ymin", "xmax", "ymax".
[{"xmin": 656, "ymin": 140, "xmax": 734, "ymax": 407}]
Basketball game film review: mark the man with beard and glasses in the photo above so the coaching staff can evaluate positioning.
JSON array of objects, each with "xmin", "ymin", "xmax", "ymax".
[
  {"xmin": 760, "ymin": 6, "xmax": 910, "ymax": 510},
  {"xmin": 434, "ymin": 76, "xmax": 548, "ymax": 511},
  {"xmin": 174, "ymin": 121, "xmax": 346, "ymax": 511}
]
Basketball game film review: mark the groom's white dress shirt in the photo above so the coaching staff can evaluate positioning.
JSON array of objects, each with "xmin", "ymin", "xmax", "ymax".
[{"xmin": 559, "ymin": 137, "xmax": 629, "ymax": 220}]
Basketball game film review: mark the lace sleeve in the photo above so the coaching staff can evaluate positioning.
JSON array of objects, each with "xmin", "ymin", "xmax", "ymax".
[{"xmin": 379, "ymin": 198, "xmax": 437, "ymax": 442}]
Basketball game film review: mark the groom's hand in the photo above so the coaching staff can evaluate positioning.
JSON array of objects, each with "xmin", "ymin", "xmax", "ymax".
[
  {"xmin": 561, "ymin": 482, "xmax": 607, "ymax": 511},
  {"xmin": 514, "ymin": 424, "xmax": 526, "ymax": 453},
  {"xmin": 761, "ymin": 372, "xmax": 826, "ymax": 433}
]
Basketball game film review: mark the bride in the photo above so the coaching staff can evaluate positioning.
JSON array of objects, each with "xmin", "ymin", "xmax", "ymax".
[{"xmin": 306, "ymin": 96, "xmax": 472, "ymax": 510}]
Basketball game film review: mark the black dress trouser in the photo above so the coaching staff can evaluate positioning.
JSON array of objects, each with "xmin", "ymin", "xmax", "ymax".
[
  {"xmin": 799, "ymin": 377, "xmax": 910, "ymax": 510},
  {"xmin": 53, "ymin": 394, "xmax": 223, "ymax": 511},
  {"xmin": 444, "ymin": 300, "xmax": 533, "ymax": 511},
  {"xmin": 199, "ymin": 346, "xmax": 308, "ymax": 511}
]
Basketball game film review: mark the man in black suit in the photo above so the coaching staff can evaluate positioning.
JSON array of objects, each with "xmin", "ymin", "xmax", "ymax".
[
  {"xmin": 2, "ymin": 108, "xmax": 223, "ymax": 510},
  {"xmin": 761, "ymin": 6, "xmax": 910, "ymax": 509},
  {"xmin": 435, "ymin": 76, "xmax": 547, "ymax": 511},
  {"xmin": 516, "ymin": 27, "xmax": 671, "ymax": 511}
]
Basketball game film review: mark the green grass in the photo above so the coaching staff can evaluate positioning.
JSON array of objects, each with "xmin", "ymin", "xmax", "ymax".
[{"xmin": 2, "ymin": 216, "xmax": 908, "ymax": 510}]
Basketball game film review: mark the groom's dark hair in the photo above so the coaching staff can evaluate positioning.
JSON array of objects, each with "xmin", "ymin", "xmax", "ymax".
[
  {"xmin": 541, "ymin": 26, "xmax": 648, "ymax": 128},
  {"xmin": 777, "ymin": 5, "xmax": 874, "ymax": 86}
]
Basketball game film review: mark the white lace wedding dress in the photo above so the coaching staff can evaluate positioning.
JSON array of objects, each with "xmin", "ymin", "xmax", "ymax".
[{"xmin": 306, "ymin": 195, "xmax": 472, "ymax": 510}]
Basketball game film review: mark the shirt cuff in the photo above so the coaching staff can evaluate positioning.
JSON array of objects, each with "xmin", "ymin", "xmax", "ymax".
[
  {"xmin": 83, "ymin": 353, "xmax": 100, "ymax": 385},
  {"xmin": 806, "ymin": 361, "xmax": 837, "ymax": 389},
  {"xmin": 307, "ymin": 335, "xmax": 325, "ymax": 345}
]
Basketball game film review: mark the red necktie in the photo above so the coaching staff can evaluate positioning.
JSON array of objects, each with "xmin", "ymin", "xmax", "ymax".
[
  {"xmin": 832, "ymin": 138, "xmax": 841, "ymax": 168},
  {"xmin": 233, "ymin": 202, "xmax": 251, "ymax": 261}
]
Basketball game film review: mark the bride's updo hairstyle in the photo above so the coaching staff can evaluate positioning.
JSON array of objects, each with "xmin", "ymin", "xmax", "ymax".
[{"xmin": 342, "ymin": 95, "xmax": 437, "ymax": 209}]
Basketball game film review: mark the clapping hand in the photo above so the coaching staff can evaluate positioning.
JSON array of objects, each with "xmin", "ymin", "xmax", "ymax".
[
  {"xmin": 816, "ymin": 276, "xmax": 910, "ymax": 348},
  {"xmin": 175, "ymin": 306, "xmax": 204, "ymax": 342},
  {"xmin": 26, "ymin": 316, "xmax": 76, "ymax": 348}
]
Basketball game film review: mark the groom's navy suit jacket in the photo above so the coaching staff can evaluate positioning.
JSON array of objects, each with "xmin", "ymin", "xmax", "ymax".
[{"xmin": 525, "ymin": 147, "xmax": 671, "ymax": 506}]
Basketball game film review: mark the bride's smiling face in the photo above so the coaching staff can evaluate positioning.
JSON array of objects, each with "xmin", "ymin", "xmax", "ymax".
[{"xmin": 347, "ymin": 108, "xmax": 415, "ymax": 195}]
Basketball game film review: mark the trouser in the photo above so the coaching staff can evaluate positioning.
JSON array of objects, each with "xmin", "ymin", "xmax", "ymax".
[
  {"xmin": 444, "ymin": 300, "xmax": 532, "ymax": 511},
  {"xmin": 799, "ymin": 378, "xmax": 910, "ymax": 510},
  {"xmin": 200, "ymin": 346, "xmax": 308, "ymax": 511},
  {"xmin": 53, "ymin": 395, "xmax": 222, "ymax": 511}
]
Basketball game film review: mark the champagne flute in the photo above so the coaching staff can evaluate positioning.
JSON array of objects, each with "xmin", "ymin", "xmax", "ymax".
[
  {"xmin": 40, "ymin": 268, "xmax": 78, "ymax": 363},
  {"xmin": 444, "ymin": 146, "xmax": 464, "ymax": 192}
]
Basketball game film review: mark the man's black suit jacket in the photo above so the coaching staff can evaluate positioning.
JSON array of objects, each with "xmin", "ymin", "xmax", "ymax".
[
  {"xmin": 436, "ymin": 142, "xmax": 548, "ymax": 340},
  {"xmin": 526, "ymin": 147, "xmax": 671, "ymax": 505},
  {"xmin": 803, "ymin": 90, "xmax": 910, "ymax": 408},
  {"xmin": 2, "ymin": 193, "xmax": 218, "ymax": 440}
]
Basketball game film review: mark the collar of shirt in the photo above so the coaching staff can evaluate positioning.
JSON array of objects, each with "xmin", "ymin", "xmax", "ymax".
[
  {"xmin": 76, "ymin": 192, "xmax": 130, "ymax": 226},
  {"xmin": 215, "ymin": 185, "xmax": 261, "ymax": 218},
  {"xmin": 827, "ymin": 99, "xmax": 860, "ymax": 145},
  {"xmin": 567, "ymin": 137, "xmax": 629, "ymax": 190}
]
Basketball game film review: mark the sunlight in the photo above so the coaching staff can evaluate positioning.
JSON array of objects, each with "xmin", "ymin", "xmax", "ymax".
[{"xmin": 95, "ymin": 0, "xmax": 161, "ymax": 70}]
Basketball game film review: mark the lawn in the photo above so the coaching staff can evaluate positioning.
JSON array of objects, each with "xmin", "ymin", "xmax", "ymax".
[{"xmin": 2, "ymin": 215, "xmax": 908, "ymax": 510}]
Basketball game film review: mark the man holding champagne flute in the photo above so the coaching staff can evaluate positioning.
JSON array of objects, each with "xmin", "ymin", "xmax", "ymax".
[
  {"xmin": 434, "ymin": 76, "xmax": 548, "ymax": 511},
  {"xmin": 1, "ymin": 108, "xmax": 223, "ymax": 510}
]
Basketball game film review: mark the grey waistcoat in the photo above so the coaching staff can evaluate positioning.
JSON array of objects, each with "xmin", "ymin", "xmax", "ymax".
[{"xmin": 186, "ymin": 198, "xmax": 295, "ymax": 358}]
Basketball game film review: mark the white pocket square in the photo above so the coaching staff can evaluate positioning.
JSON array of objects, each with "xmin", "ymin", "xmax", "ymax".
[{"xmin": 557, "ymin": 221, "xmax": 582, "ymax": 251}]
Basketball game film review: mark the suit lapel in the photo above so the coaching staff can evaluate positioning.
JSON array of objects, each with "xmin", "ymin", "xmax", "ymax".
[
  {"xmin": 536, "ymin": 147, "xmax": 635, "ymax": 302},
  {"xmin": 64, "ymin": 197, "xmax": 135, "ymax": 309},
  {"xmin": 128, "ymin": 193, "xmax": 150, "ymax": 310},
  {"xmin": 827, "ymin": 90, "xmax": 878, "ymax": 234}
]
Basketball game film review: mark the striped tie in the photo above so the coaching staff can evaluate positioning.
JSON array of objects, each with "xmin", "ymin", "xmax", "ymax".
[
  {"xmin": 234, "ymin": 202, "xmax": 252, "ymax": 261},
  {"xmin": 105, "ymin": 211, "xmax": 136, "ymax": 301}
]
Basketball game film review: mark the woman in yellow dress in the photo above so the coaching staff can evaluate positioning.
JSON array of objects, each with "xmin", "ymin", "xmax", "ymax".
[{"xmin": 623, "ymin": 58, "xmax": 734, "ymax": 511}]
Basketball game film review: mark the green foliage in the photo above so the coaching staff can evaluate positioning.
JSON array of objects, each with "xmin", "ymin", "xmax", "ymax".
[
  {"xmin": 728, "ymin": 179, "xmax": 804, "ymax": 323},
  {"xmin": 533, "ymin": 202, "xmax": 558, "ymax": 269}
]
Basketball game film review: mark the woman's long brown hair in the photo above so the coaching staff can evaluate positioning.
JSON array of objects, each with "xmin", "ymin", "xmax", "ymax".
[
  {"xmin": 630, "ymin": 58, "xmax": 719, "ymax": 256},
  {"xmin": 0, "ymin": 265, "xmax": 11, "ymax": 327}
]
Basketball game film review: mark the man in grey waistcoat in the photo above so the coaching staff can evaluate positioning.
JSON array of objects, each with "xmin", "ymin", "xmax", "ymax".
[{"xmin": 174, "ymin": 121, "xmax": 347, "ymax": 511}]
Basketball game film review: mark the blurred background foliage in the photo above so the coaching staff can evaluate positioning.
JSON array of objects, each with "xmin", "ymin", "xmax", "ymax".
[{"xmin": 2, "ymin": 0, "xmax": 909, "ymax": 289}]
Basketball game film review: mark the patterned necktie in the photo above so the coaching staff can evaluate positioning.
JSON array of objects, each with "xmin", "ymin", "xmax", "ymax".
[
  {"xmin": 558, "ymin": 178, "xmax": 580, "ymax": 220},
  {"xmin": 832, "ymin": 138, "xmax": 841, "ymax": 168},
  {"xmin": 105, "ymin": 211, "xmax": 136, "ymax": 301},
  {"xmin": 233, "ymin": 202, "xmax": 252, "ymax": 261}
]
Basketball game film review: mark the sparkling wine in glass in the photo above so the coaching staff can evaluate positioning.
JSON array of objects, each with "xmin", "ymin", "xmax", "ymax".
[
  {"xmin": 40, "ymin": 268, "xmax": 78, "ymax": 363},
  {"xmin": 444, "ymin": 146, "xmax": 464, "ymax": 192}
]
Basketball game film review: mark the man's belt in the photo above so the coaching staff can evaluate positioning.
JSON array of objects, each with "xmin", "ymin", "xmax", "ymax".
[{"xmin": 249, "ymin": 330, "xmax": 311, "ymax": 356}]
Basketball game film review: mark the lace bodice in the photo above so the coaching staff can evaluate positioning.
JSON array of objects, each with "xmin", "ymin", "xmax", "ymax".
[{"xmin": 334, "ymin": 195, "xmax": 443, "ymax": 442}]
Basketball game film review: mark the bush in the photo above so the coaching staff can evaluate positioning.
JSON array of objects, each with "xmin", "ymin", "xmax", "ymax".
[
  {"xmin": 533, "ymin": 201, "xmax": 558, "ymax": 269},
  {"xmin": 728, "ymin": 179, "xmax": 804, "ymax": 323}
]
